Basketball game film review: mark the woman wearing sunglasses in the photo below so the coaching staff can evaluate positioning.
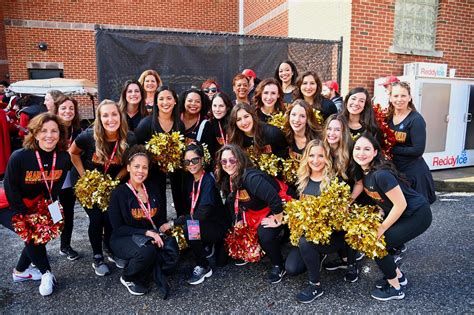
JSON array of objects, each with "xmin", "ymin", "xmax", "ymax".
[
  {"xmin": 215, "ymin": 144, "xmax": 293, "ymax": 284},
  {"xmin": 227, "ymin": 102, "xmax": 288, "ymax": 160},
  {"xmin": 201, "ymin": 79, "xmax": 220, "ymax": 101},
  {"xmin": 160, "ymin": 143, "xmax": 229, "ymax": 285}
]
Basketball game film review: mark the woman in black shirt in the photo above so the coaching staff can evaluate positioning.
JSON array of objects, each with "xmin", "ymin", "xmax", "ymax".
[
  {"xmin": 109, "ymin": 145, "xmax": 176, "ymax": 298},
  {"xmin": 209, "ymin": 92, "xmax": 232, "ymax": 153},
  {"xmin": 353, "ymin": 132, "xmax": 432, "ymax": 301},
  {"xmin": 253, "ymin": 78, "xmax": 285, "ymax": 123},
  {"xmin": 341, "ymin": 87, "xmax": 380, "ymax": 139},
  {"xmin": 118, "ymin": 79, "xmax": 148, "ymax": 131},
  {"xmin": 1, "ymin": 113, "xmax": 70, "ymax": 296}
]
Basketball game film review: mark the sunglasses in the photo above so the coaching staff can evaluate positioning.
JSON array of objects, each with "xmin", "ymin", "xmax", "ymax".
[
  {"xmin": 203, "ymin": 88, "xmax": 218, "ymax": 93},
  {"xmin": 183, "ymin": 157, "xmax": 201, "ymax": 166},
  {"xmin": 220, "ymin": 157, "xmax": 237, "ymax": 166}
]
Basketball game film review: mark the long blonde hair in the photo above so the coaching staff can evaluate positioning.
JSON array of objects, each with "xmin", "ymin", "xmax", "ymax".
[
  {"xmin": 296, "ymin": 139, "xmax": 330, "ymax": 195},
  {"xmin": 322, "ymin": 114, "xmax": 352, "ymax": 180},
  {"xmin": 93, "ymin": 99, "xmax": 129, "ymax": 163}
]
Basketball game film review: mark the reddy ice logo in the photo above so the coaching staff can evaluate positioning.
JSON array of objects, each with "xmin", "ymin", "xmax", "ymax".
[{"xmin": 432, "ymin": 151, "xmax": 468, "ymax": 167}]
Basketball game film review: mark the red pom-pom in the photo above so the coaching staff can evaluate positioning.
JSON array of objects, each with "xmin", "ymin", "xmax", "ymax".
[
  {"xmin": 372, "ymin": 104, "xmax": 396, "ymax": 158},
  {"xmin": 224, "ymin": 224, "xmax": 264, "ymax": 263}
]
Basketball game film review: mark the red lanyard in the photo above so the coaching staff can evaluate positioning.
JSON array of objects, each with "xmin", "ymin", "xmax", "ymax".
[
  {"xmin": 230, "ymin": 180, "xmax": 245, "ymax": 225},
  {"xmin": 218, "ymin": 121, "xmax": 227, "ymax": 145},
  {"xmin": 126, "ymin": 181, "xmax": 157, "ymax": 230},
  {"xmin": 35, "ymin": 150, "xmax": 56, "ymax": 201},
  {"xmin": 103, "ymin": 141, "xmax": 118, "ymax": 174},
  {"xmin": 190, "ymin": 171, "xmax": 205, "ymax": 219}
]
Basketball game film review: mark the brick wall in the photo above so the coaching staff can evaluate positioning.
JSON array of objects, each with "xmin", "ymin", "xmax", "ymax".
[
  {"xmin": 350, "ymin": 0, "xmax": 474, "ymax": 94},
  {"xmin": 0, "ymin": 5, "xmax": 9, "ymax": 80},
  {"xmin": 246, "ymin": 11, "xmax": 288, "ymax": 37},
  {"xmin": 244, "ymin": 0, "xmax": 287, "ymax": 27}
]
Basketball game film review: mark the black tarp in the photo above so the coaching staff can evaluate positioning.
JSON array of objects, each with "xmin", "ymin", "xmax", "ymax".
[{"xmin": 95, "ymin": 27, "xmax": 342, "ymax": 101}]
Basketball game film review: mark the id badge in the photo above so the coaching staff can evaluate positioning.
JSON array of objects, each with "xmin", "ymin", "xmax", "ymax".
[
  {"xmin": 187, "ymin": 220, "xmax": 201, "ymax": 240},
  {"xmin": 48, "ymin": 200, "xmax": 63, "ymax": 224}
]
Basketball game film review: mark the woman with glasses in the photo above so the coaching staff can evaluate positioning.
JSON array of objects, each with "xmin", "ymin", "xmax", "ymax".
[
  {"xmin": 134, "ymin": 86, "xmax": 185, "ymax": 217},
  {"xmin": 179, "ymin": 87, "xmax": 218, "ymax": 160},
  {"xmin": 201, "ymin": 79, "xmax": 220, "ymax": 101},
  {"xmin": 293, "ymin": 71, "xmax": 337, "ymax": 121},
  {"xmin": 227, "ymin": 102, "xmax": 288, "ymax": 160},
  {"xmin": 138, "ymin": 70, "xmax": 162, "ymax": 113},
  {"xmin": 118, "ymin": 79, "xmax": 148, "ymax": 131},
  {"xmin": 160, "ymin": 143, "xmax": 229, "ymax": 286},
  {"xmin": 253, "ymin": 78, "xmax": 285, "ymax": 123},
  {"xmin": 215, "ymin": 144, "xmax": 292, "ymax": 284},
  {"xmin": 387, "ymin": 82, "xmax": 435, "ymax": 205}
]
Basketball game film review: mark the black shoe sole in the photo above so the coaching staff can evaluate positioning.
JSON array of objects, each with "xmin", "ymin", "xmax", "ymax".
[
  {"xmin": 297, "ymin": 290, "xmax": 324, "ymax": 304},
  {"xmin": 371, "ymin": 292, "xmax": 405, "ymax": 301}
]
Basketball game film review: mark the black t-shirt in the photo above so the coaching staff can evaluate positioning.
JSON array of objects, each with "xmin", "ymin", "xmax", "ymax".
[
  {"xmin": 4, "ymin": 148, "xmax": 71, "ymax": 213},
  {"xmin": 126, "ymin": 112, "xmax": 145, "ymax": 131},
  {"xmin": 318, "ymin": 98, "xmax": 338, "ymax": 121},
  {"xmin": 350, "ymin": 125, "xmax": 365, "ymax": 139},
  {"xmin": 389, "ymin": 111, "xmax": 426, "ymax": 167},
  {"xmin": 73, "ymin": 128, "xmax": 136, "ymax": 179},
  {"xmin": 209, "ymin": 118, "xmax": 227, "ymax": 147},
  {"xmin": 363, "ymin": 169, "xmax": 427, "ymax": 217},
  {"xmin": 257, "ymin": 109, "xmax": 272, "ymax": 123},
  {"xmin": 301, "ymin": 179, "xmax": 321, "ymax": 198},
  {"xmin": 184, "ymin": 117, "xmax": 218, "ymax": 159},
  {"xmin": 242, "ymin": 123, "xmax": 289, "ymax": 158},
  {"xmin": 134, "ymin": 114, "xmax": 185, "ymax": 145},
  {"xmin": 108, "ymin": 182, "xmax": 166, "ymax": 237}
]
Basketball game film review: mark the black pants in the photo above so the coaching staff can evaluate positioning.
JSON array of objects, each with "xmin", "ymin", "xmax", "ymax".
[
  {"xmin": 0, "ymin": 207, "xmax": 51, "ymax": 274},
  {"xmin": 59, "ymin": 187, "xmax": 76, "ymax": 249},
  {"xmin": 149, "ymin": 169, "xmax": 184, "ymax": 218},
  {"xmin": 183, "ymin": 219, "xmax": 226, "ymax": 267},
  {"xmin": 297, "ymin": 231, "xmax": 350, "ymax": 283},
  {"xmin": 84, "ymin": 206, "xmax": 112, "ymax": 256},
  {"xmin": 257, "ymin": 224, "xmax": 285, "ymax": 266},
  {"xmin": 376, "ymin": 204, "xmax": 432, "ymax": 279}
]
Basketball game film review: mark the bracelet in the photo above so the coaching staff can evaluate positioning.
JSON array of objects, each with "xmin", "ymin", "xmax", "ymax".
[{"xmin": 168, "ymin": 220, "xmax": 174, "ymax": 229}]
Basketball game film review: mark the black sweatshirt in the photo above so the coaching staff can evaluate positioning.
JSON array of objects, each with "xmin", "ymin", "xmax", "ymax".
[
  {"xmin": 134, "ymin": 115, "xmax": 185, "ymax": 145},
  {"xmin": 209, "ymin": 118, "xmax": 228, "ymax": 148},
  {"xmin": 73, "ymin": 128, "xmax": 136, "ymax": 179},
  {"xmin": 183, "ymin": 117, "xmax": 218, "ymax": 160},
  {"xmin": 4, "ymin": 148, "xmax": 70, "ymax": 214},
  {"xmin": 243, "ymin": 123, "xmax": 289, "ymax": 159},
  {"xmin": 389, "ymin": 111, "xmax": 426, "ymax": 167},
  {"xmin": 108, "ymin": 182, "xmax": 166, "ymax": 237}
]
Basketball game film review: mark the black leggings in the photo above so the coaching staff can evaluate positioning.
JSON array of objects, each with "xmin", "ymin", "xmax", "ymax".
[
  {"xmin": 376, "ymin": 204, "xmax": 432, "ymax": 279},
  {"xmin": 257, "ymin": 224, "xmax": 285, "ymax": 266},
  {"xmin": 149, "ymin": 169, "xmax": 184, "ymax": 218},
  {"xmin": 84, "ymin": 206, "xmax": 112, "ymax": 256},
  {"xmin": 0, "ymin": 208, "xmax": 51, "ymax": 274},
  {"xmin": 59, "ymin": 187, "xmax": 76, "ymax": 249},
  {"xmin": 183, "ymin": 219, "xmax": 226, "ymax": 267}
]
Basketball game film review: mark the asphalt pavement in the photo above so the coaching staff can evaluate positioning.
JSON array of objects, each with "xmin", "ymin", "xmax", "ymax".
[{"xmin": 0, "ymin": 187, "xmax": 472, "ymax": 313}]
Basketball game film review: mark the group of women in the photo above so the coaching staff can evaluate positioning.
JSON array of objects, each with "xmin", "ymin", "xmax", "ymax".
[{"xmin": 0, "ymin": 63, "xmax": 434, "ymax": 302}]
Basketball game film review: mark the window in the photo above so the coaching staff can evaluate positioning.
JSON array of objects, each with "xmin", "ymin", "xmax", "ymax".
[{"xmin": 390, "ymin": 0, "xmax": 443, "ymax": 57}]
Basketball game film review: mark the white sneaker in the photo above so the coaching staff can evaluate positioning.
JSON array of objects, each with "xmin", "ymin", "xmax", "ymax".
[
  {"xmin": 12, "ymin": 267, "xmax": 42, "ymax": 282},
  {"xmin": 39, "ymin": 271, "xmax": 56, "ymax": 296}
]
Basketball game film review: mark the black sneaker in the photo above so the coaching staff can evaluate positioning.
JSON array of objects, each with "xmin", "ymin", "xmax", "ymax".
[
  {"xmin": 355, "ymin": 251, "xmax": 365, "ymax": 261},
  {"xmin": 92, "ymin": 255, "xmax": 111, "ymax": 276},
  {"xmin": 204, "ymin": 244, "xmax": 215, "ymax": 259},
  {"xmin": 120, "ymin": 276, "xmax": 147, "ymax": 296},
  {"xmin": 108, "ymin": 255, "xmax": 128, "ymax": 269},
  {"xmin": 296, "ymin": 282, "xmax": 324, "ymax": 303},
  {"xmin": 375, "ymin": 272, "xmax": 408, "ymax": 289},
  {"xmin": 59, "ymin": 246, "xmax": 79, "ymax": 261},
  {"xmin": 344, "ymin": 264, "xmax": 359, "ymax": 283},
  {"xmin": 371, "ymin": 283, "xmax": 405, "ymax": 301},
  {"xmin": 234, "ymin": 259, "xmax": 249, "ymax": 266},
  {"xmin": 268, "ymin": 265, "xmax": 286, "ymax": 284},
  {"xmin": 187, "ymin": 266, "xmax": 212, "ymax": 285},
  {"xmin": 324, "ymin": 260, "xmax": 347, "ymax": 271}
]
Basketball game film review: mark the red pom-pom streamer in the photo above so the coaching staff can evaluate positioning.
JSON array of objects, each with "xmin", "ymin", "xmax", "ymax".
[
  {"xmin": 372, "ymin": 104, "xmax": 397, "ymax": 158},
  {"xmin": 224, "ymin": 224, "xmax": 264, "ymax": 263}
]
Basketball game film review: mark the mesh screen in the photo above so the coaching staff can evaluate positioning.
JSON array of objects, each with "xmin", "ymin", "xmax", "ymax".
[{"xmin": 95, "ymin": 28, "xmax": 342, "ymax": 101}]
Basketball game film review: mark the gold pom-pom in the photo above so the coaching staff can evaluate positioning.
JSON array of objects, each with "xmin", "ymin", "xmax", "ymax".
[
  {"xmin": 170, "ymin": 226, "xmax": 188, "ymax": 251},
  {"xmin": 145, "ymin": 132, "xmax": 185, "ymax": 173},
  {"xmin": 321, "ymin": 179, "xmax": 352, "ymax": 231},
  {"xmin": 247, "ymin": 146, "xmax": 282, "ymax": 177},
  {"xmin": 343, "ymin": 204, "xmax": 388, "ymax": 259},
  {"xmin": 282, "ymin": 157, "xmax": 299, "ymax": 185},
  {"xmin": 201, "ymin": 143, "xmax": 211, "ymax": 166},
  {"xmin": 267, "ymin": 112, "xmax": 287, "ymax": 131},
  {"xmin": 75, "ymin": 169, "xmax": 119, "ymax": 211},
  {"xmin": 313, "ymin": 109, "xmax": 324, "ymax": 125}
]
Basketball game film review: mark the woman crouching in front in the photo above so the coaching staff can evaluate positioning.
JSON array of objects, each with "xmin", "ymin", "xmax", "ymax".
[{"xmin": 108, "ymin": 145, "xmax": 179, "ymax": 298}]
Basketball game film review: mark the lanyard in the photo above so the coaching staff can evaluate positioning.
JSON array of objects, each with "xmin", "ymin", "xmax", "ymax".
[
  {"xmin": 103, "ymin": 141, "xmax": 118, "ymax": 174},
  {"xmin": 35, "ymin": 150, "xmax": 56, "ymax": 201},
  {"xmin": 126, "ymin": 181, "xmax": 157, "ymax": 230},
  {"xmin": 218, "ymin": 120, "xmax": 227, "ymax": 145},
  {"xmin": 230, "ymin": 180, "xmax": 245, "ymax": 225},
  {"xmin": 190, "ymin": 171, "xmax": 205, "ymax": 219}
]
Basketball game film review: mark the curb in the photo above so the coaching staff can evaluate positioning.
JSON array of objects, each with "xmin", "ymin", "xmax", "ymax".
[{"xmin": 434, "ymin": 180, "xmax": 474, "ymax": 193}]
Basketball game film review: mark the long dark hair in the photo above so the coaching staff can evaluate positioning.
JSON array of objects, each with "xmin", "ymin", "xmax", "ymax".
[
  {"xmin": 215, "ymin": 144, "xmax": 254, "ymax": 197},
  {"xmin": 284, "ymin": 99, "xmax": 322, "ymax": 146},
  {"xmin": 292, "ymin": 70, "xmax": 325, "ymax": 111},
  {"xmin": 342, "ymin": 87, "xmax": 379, "ymax": 136},
  {"xmin": 227, "ymin": 103, "xmax": 266, "ymax": 154},
  {"xmin": 118, "ymin": 79, "xmax": 148, "ymax": 118},
  {"xmin": 253, "ymin": 78, "xmax": 284, "ymax": 113},
  {"xmin": 178, "ymin": 87, "xmax": 210, "ymax": 117},
  {"xmin": 210, "ymin": 92, "xmax": 232, "ymax": 123},
  {"xmin": 152, "ymin": 85, "xmax": 180, "ymax": 132},
  {"xmin": 274, "ymin": 60, "xmax": 298, "ymax": 86}
]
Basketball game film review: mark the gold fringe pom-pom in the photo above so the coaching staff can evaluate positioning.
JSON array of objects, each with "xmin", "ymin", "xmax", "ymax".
[
  {"xmin": 146, "ymin": 132, "xmax": 185, "ymax": 173},
  {"xmin": 321, "ymin": 179, "xmax": 352, "ymax": 231},
  {"xmin": 282, "ymin": 157, "xmax": 299, "ymax": 185},
  {"xmin": 170, "ymin": 226, "xmax": 188, "ymax": 251},
  {"xmin": 313, "ymin": 109, "xmax": 324, "ymax": 125},
  {"xmin": 75, "ymin": 169, "xmax": 120, "ymax": 211},
  {"xmin": 201, "ymin": 143, "xmax": 211, "ymax": 166},
  {"xmin": 344, "ymin": 204, "xmax": 388, "ymax": 259},
  {"xmin": 267, "ymin": 112, "xmax": 287, "ymax": 131},
  {"xmin": 247, "ymin": 146, "xmax": 282, "ymax": 177}
]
